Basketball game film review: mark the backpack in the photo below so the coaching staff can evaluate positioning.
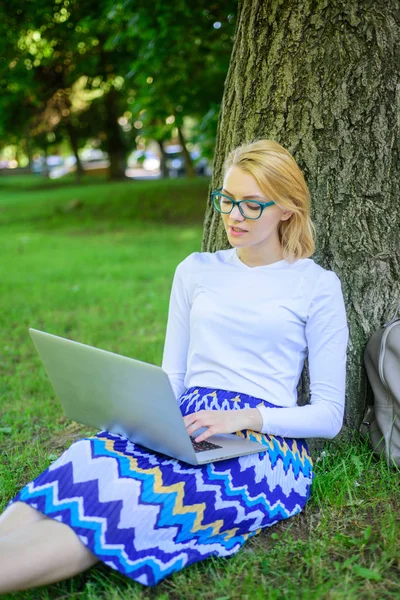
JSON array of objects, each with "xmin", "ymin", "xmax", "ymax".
[{"xmin": 360, "ymin": 301, "xmax": 400, "ymax": 467}]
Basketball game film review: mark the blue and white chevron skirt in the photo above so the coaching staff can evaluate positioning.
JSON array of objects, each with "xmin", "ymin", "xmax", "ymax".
[{"xmin": 8, "ymin": 387, "xmax": 314, "ymax": 586}]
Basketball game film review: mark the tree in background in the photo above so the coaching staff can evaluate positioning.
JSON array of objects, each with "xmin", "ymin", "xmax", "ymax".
[
  {"xmin": 103, "ymin": 0, "xmax": 237, "ymax": 176},
  {"xmin": 0, "ymin": 0, "xmax": 237, "ymax": 179},
  {"xmin": 203, "ymin": 0, "xmax": 400, "ymax": 434},
  {"xmin": 0, "ymin": 0, "xmax": 135, "ymax": 179}
]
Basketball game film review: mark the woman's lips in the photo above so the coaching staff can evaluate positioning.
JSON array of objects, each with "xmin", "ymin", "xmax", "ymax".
[{"xmin": 229, "ymin": 226, "xmax": 248, "ymax": 237}]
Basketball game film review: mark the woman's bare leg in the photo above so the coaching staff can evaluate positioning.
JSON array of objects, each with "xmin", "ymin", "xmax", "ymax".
[
  {"xmin": 0, "ymin": 517, "xmax": 99, "ymax": 595},
  {"xmin": 0, "ymin": 502, "xmax": 47, "ymax": 539}
]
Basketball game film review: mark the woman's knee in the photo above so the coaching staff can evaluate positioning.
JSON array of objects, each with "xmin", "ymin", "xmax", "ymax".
[{"xmin": 0, "ymin": 501, "xmax": 47, "ymax": 531}]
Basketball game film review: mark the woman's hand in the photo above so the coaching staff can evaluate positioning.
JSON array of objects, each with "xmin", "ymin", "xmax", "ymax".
[{"xmin": 183, "ymin": 408, "xmax": 263, "ymax": 443}]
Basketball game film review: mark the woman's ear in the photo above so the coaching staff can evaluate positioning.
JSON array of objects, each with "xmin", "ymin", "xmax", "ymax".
[{"xmin": 281, "ymin": 210, "xmax": 293, "ymax": 221}]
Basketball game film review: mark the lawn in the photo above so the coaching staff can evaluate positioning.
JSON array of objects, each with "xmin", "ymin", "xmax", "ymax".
[{"xmin": 0, "ymin": 174, "xmax": 399, "ymax": 600}]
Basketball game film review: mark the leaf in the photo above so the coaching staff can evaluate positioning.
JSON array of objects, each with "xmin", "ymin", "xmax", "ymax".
[
  {"xmin": 0, "ymin": 427, "xmax": 12, "ymax": 434},
  {"xmin": 363, "ymin": 525, "xmax": 372, "ymax": 542},
  {"xmin": 342, "ymin": 555, "xmax": 359, "ymax": 568},
  {"xmin": 352, "ymin": 565, "xmax": 382, "ymax": 580},
  {"xmin": 351, "ymin": 454, "xmax": 365, "ymax": 477}
]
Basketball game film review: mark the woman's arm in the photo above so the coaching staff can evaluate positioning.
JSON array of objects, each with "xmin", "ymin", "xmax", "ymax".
[
  {"xmin": 161, "ymin": 258, "xmax": 192, "ymax": 400},
  {"xmin": 257, "ymin": 270, "xmax": 349, "ymax": 438}
]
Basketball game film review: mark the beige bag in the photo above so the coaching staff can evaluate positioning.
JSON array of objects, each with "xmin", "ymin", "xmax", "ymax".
[{"xmin": 360, "ymin": 301, "xmax": 400, "ymax": 467}]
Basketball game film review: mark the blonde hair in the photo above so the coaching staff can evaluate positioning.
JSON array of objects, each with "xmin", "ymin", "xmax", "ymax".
[{"xmin": 223, "ymin": 139, "xmax": 315, "ymax": 259}]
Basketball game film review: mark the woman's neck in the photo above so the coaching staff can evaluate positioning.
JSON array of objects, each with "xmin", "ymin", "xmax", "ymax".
[{"xmin": 236, "ymin": 246, "xmax": 285, "ymax": 268}]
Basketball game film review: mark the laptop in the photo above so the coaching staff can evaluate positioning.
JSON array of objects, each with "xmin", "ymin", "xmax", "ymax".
[{"xmin": 29, "ymin": 329, "xmax": 267, "ymax": 465}]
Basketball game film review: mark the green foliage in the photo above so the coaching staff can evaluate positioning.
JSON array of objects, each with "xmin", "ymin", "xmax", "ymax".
[
  {"xmin": 117, "ymin": 1, "xmax": 237, "ymax": 129},
  {"xmin": 0, "ymin": 1, "xmax": 238, "ymax": 162}
]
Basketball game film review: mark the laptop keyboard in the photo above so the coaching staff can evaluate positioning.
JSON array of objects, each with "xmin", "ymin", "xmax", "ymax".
[{"xmin": 190, "ymin": 436, "xmax": 222, "ymax": 453}]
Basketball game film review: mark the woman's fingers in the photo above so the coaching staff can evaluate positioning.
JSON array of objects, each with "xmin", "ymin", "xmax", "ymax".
[
  {"xmin": 193, "ymin": 426, "xmax": 217, "ymax": 443},
  {"xmin": 183, "ymin": 414, "xmax": 199, "ymax": 430},
  {"xmin": 184, "ymin": 411, "xmax": 214, "ymax": 429},
  {"xmin": 183, "ymin": 410, "xmax": 230, "ymax": 442},
  {"xmin": 183, "ymin": 412, "xmax": 208, "ymax": 438},
  {"xmin": 182, "ymin": 412, "xmax": 199, "ymax": 426},
  {"xmin": 183, "ymin": 409, "xmax": 260, "ymax": 443}
]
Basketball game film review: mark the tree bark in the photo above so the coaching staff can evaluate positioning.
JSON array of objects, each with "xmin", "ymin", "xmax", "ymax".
[{"xmin": 202, "ymin": 0, "xmax": 400, "ymax": 434}]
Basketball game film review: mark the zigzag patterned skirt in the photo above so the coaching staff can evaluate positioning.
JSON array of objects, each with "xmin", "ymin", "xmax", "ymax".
[{"xmin": 8, "ymin": 387, "xmax": 314, "ymax": 586}]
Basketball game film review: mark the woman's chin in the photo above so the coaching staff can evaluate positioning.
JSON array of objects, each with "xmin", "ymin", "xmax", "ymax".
[{"xmin": 226, "ymin": 230, "xmax": 249, "ymax": 245}]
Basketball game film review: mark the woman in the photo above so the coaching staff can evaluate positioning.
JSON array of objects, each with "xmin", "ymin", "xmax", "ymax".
[{"xmin": 0, "ymin": 139, "xmax": 349, "ymax": 593}]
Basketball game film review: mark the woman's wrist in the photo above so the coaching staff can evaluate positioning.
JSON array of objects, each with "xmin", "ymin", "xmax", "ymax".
[{"xmin": 241, "ymin": 408, "xmax": 263, "ymax": 432}]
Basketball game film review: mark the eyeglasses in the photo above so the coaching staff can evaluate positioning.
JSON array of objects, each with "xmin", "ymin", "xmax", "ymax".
[{"xmin": 211, "ymin": 189, "xmax": 275, "ymax": 220}]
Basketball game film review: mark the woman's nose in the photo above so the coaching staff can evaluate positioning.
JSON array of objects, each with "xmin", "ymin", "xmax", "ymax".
[{"xmin": 230, "ymin": 204, "xmax": 244, "ymax": 220}]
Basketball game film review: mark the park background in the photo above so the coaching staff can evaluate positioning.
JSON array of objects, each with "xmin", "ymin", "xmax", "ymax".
[{"xmin": 0, "ymin": 1, "xmax": 399, "ymax": 599}]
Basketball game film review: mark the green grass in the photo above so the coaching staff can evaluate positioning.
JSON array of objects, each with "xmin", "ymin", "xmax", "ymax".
[
  {"xmin": 0, "ymin": 173, "xmax": 210, "ymax": 232},
  {"xmin": 0, "ymin": 174, "xmax": 399, "ymax": 600}
]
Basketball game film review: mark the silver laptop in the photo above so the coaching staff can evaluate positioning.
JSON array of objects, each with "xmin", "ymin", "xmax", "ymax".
[{"xmin": 29, "ymin": 329, "xmax": 266, "ymax": 465}]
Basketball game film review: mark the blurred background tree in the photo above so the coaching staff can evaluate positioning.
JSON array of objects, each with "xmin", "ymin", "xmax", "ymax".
[{"xmin": 0, "ymin": 0, "xmax": 237, "ymax": 180}]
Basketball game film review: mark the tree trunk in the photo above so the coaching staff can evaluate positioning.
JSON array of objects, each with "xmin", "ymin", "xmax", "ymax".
[
  {"xmin": 177, "ymin": 126, "xmax": 196, "ymax": 178},
  {"xmin": 202, "ymin": 0, "xmax": 400, "ymax": 435},
  {"xmin": 42, "ymin": 146, "xmax": 50, "ymax": 179},
  {"xmin": 104, "ymin": 88, "xmax": 126, "ymax": 180},
  {"xmin": 65, "ymin": 121, "xmax": 84, "ymax": 184},
  {"xmin": 97, "ymin": 38, "xmax": 127, "ymax": 181},
  {"xmin": 26, "ymin": 136, "xmax": 33, "ymax": 172},
  {"xmin": 156, "ymin": 139, "xmax": 169, "ymax": 178}
]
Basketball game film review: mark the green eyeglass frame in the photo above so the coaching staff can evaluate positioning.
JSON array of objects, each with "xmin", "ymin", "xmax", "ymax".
[{"xmin": 211, "ymin": 188, "xmax": 275, "ymax": 220}]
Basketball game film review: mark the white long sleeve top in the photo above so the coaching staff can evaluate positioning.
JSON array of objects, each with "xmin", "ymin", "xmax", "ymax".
[{"xmin": 161, "ymin": 248, "xmax": 349, "ymax": 439}]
